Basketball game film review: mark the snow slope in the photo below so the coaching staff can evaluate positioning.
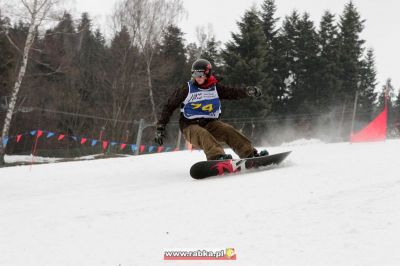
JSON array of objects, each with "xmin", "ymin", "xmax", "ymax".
[{"xmin": 1, "ymin": 139, "xmax": 400, "ymax": 265}]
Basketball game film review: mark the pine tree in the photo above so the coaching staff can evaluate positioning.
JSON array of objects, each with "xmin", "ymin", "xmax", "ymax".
[
  {"xmin": 51, "ymin": 12, "xmax": 76, "ymax": 57},
  {"xmin": 154, "ymin": 24, "xmax": 188, "ymax": 112},
  {"xmin": 186, "ymin": 42, "xmax": 198, "ymax": 64},
  {"xmin": 32, "ymin": 12, "xmax": 78, "ymax": 133},
  {"xmin": 377, "ymin": 79, "xmax": 395, "ymax": 113},
  {"xmin": 40, "ymin": 12, "xmax": 76, "ymax": 78},
  {"xmin": 260, "ymin": 0, "xmax": 286, "ymax": 114},
  {"xmin": 261, "ymin": 0, "xmax": 279, "ymax": 42},
  {"xmin": 395, "ymin": 90, "xmax": 400, "ymax": 111},
  {"xmin": 317, "ymin": 11, "xmax": 341, "ymax": 110},
  {"xmin": 200, "ymin": 36, "xmax": 223, "ymax": 76},
  {"xmin": 394, "ymin": 89, "xmax": 400, "ymax": 132},
  {"xmin": 158, "ymin": 25, "xmax": 187, "ymax": 86},
  {"xmin": 338, "ymin": 1, "xmax": 365, "ymax": 108},
  {"xmin": 281, "ymin": 11, "xmax": 320, "ymax": 114},
  {"xmin": 294, "ymin": 13, "xmax": 320, "ymax": 113},
  {"xmin": 357, "ymin": 48, "xmax": 377, "ymax": 122},
  {"xmin": 279, "ymin": 11, "xmax": 300, "ymax": 113},
  {"xmin": 76, "ymin": 13, "xmax": 107, "ymax": 105},
  {"xmin": 222, "ymin": 7, "xmax": 271, "ymax": 119}
]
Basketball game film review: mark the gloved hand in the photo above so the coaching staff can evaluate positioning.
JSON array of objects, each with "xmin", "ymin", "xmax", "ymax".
[
  {"xmin": 154, "ymin": 124, "xmax": 166, "ymax": 146},
  {"xmin": 246, "ymin": 86, "xmax": 262, "ymax": 97}
]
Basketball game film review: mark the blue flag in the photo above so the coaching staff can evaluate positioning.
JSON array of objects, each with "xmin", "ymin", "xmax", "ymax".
[{"xmin": 131, "ymin": 144, "xmax": 137, "ymax": 152}]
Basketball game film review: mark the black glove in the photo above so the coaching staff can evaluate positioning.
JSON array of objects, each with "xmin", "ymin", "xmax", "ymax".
[
  {"xmin": 246, "ymin": 86, "xmax": 262, "ymax": 97},
  {"xmin": 154, "ymin": 124, "xmax": 166, "ymax": 146}
]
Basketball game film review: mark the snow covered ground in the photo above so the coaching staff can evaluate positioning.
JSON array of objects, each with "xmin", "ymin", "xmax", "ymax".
[
  {"xmin": 4, "ymin": 153, "xmax": 105, "ymax": 164},
  {"xmin": 1, "ymin": 139, "xmax": 400, "ymax": 265}
]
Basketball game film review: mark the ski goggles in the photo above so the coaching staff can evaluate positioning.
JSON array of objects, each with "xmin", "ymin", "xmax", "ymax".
[{"xmin": 192, "ymin": 71, "xmax": 207, "ymax": 78}]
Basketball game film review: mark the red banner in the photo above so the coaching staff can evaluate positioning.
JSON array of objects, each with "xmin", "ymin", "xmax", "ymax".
[{"xmin": 351, "ymin": 107, "xmax": 387, "ymax": 142}]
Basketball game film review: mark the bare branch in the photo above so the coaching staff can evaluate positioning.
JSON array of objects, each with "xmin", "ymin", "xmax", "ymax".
[
  {"xmin": 21, "ymin": 0, "xmax": 34, "ymax": 15},
  {"xmin": 37, "ymin": 0, "xmax": 50, "ymax": 13},
  {"xmin": 115, "ymin": 0, "xmax": 185, "ymax": 122},
  {"xmin": 5, "ymin": 31, "xmax": 64, "ymax": 75},
  {"xmin": 4, "ymin": 33, "xmax": 23, "ymax": 54}
]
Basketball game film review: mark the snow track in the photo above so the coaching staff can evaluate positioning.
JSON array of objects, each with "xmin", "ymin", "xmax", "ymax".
[{"xmin": 1, "ymin": 140, "xmax": 400, "ymax": 265}]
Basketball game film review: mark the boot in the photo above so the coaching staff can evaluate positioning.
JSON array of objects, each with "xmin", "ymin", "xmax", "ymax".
[
  {"xmin": 214, "ymin": 154, "xmax": 233, "ymax": 160},
  {"xmin": 248, "ymin": 149, "xmax": 269, "ymax": 158},
  {"xmin": 255, "ymin": 149, "xmax": 269, "ymax": 157}
]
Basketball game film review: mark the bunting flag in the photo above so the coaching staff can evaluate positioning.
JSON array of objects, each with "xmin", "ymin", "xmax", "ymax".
[
  {"xmin": 140, "ymin": 145, "xmax": 145, "ymax": 153},
  {"xmin": 131, "ymin": 144, "xmax": 137, "ymax": 152},
  {"xmin": 102, "ymin": 141, "xmax": 108, "ymax": 150},
  {"xmin": 351, "ymin": 107, "xmax": 387, "ymax": 143},
  {"xmin": 9, "ymin": 129, "xmax": 188, "ymax": 157},
  {"xmin": 31, "ymin": 130, "xmax": 43, "ymax": 167},
  {"xmin": 2, "ymin": 137, "xmax": 8, "ymax": 147},
  {"xmin": 148, "ymin": 146, "xmax": 155, "ymax": 153}
]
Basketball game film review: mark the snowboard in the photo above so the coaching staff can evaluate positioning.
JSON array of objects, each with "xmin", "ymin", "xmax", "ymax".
[{"xmin": 190, "ymin": 151, "xmax": 291, "ymax": 179}]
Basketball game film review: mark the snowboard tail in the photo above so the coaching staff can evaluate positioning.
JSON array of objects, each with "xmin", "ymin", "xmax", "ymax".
[{"xmin": 190, "ymin": 151, "xmax": 291, "ymax": 179}]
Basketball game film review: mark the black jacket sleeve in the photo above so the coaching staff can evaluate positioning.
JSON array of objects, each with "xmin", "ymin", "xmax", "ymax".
[
  {"xmin": 216, "ymin": 84, "xmax": 248, "ymax": 100},
  {"xmin": 157, "ymin": 85, "xmax": 188, "ymax": 126}
]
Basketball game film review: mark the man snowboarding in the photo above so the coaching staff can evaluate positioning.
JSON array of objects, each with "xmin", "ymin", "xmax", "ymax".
[{"xmin": 154, "ymin": 58, "xmax": 268, "ymax": 161}]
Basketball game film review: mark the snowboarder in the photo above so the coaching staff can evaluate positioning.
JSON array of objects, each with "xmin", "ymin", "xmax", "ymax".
[{"xmin": 154, "ymin": 58, "xmax": 268, "ymax": 161}]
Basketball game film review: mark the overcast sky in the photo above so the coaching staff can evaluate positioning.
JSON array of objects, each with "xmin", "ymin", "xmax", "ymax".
[{"xmin": 74, "ymin": 0, "xmax": 399, "ymax": 90}]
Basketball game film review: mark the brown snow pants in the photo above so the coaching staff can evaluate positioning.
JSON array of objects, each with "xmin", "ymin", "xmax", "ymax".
[{"xmin": 182, "ymin": 120, "xmax": 256, "ymax": 160}]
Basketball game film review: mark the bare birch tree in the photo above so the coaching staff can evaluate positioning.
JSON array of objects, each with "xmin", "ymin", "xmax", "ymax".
[
  {"xmin": 0, "ymin": 0, "xmax": 58, "ymax": 165},
  {"xmin": 116, "ymin": 0, "xmax": 184, "ymax": 123},
  {"xmin": 195, "ymin": 24, "xmax": 214, "ymax": 58}
]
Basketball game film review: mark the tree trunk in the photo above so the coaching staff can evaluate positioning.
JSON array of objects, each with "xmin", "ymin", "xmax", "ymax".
[
  {"xmin": 146, "ymin": 62, "xmax": 158, "ymax": 123},
  {"xmin": 0, "ymin": 16, "xmax": 37, "ymax": 165}
]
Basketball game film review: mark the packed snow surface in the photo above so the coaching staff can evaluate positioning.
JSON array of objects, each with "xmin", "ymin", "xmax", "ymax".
[{"xmin": 1, "ymin": 139, "xmax": 400, "ymax": 265}]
